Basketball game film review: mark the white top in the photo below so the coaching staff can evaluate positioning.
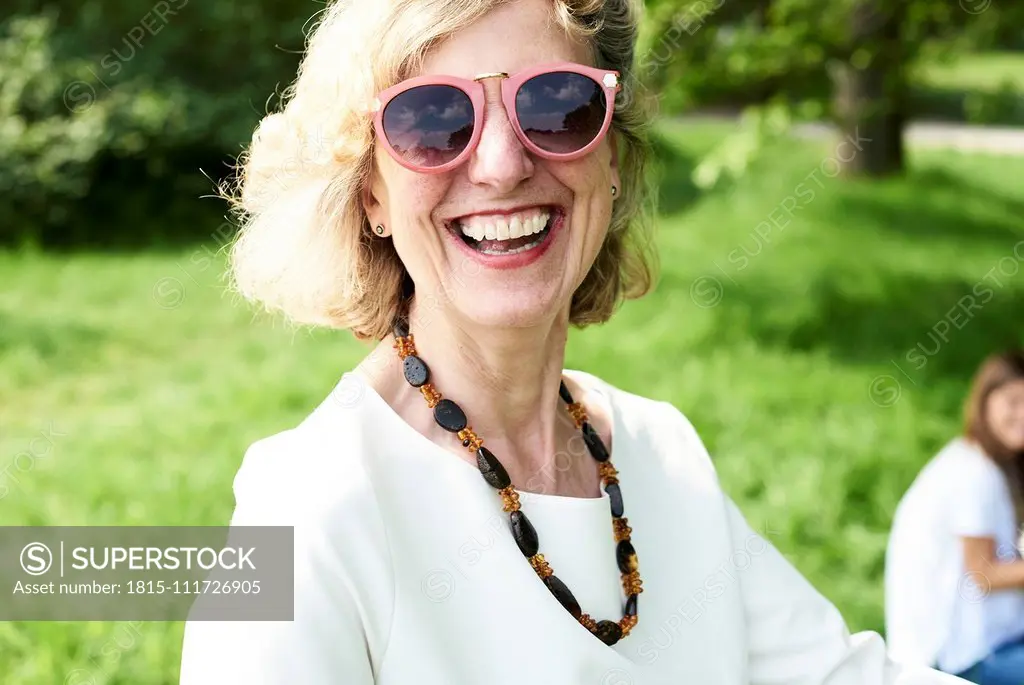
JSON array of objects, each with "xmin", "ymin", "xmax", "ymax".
[
  {"xmin": 180, "ymin": 370, "xmax": 962, "ymax": 684},
  {"xmin": 885, "ymin": 437, "xmax": 1024, "ymax": 673}
]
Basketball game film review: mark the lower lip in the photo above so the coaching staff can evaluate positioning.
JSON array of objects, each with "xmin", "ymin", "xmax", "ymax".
[{"xmin": 446, "ymin": 212, "xmax": 564, "ymax": 270}]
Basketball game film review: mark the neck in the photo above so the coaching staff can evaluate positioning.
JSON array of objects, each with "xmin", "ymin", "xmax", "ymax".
[
  {"xmin": 409, "ymin": 297, "xmax": 570, "ymax": 449},
  {"xmin": 359, "ymin": 298, "xmax": 595, "ymax": 495}
]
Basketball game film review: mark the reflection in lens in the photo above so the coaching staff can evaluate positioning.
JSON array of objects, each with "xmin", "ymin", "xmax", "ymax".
[
  {"xmin": 516, "ymin": 72, "xmax": 606, "ymax": 154},
  {"xmin": 383, "ymin": 85, "xmax": 474, "ymax": 167}
]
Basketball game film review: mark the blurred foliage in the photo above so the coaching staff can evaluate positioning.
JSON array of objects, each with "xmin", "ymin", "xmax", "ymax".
[
  {"xmin": 691, "ymin": 102, "xmax": 793, "ymax": 189},
  {"xmin": 636, "ymin": 0, "xmax": 1024, "ymax": 184},
  {"xmin": 637, "ymin": 0, "xmax": 1024, "ymax": 117},
  {"xmin": 0, "ymin": 2, "xmax": 308, "ymax": 247},
  {"xmin": 0, "ymin": 1, "xmax": 1023, "ymax": 246}
]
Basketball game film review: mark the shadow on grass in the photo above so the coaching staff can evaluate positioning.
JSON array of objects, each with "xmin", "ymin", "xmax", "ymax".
[
  {"xmin": 670, "ymin": 162, "xmax": 1024, "ymax": 390},
  {"xmin": 716, "ymin": 274, "xmax": 1022, "ymax": 387},
  {"xmin": 832, "ymin": 167, "xmax": 1024, "ymax": 245}
]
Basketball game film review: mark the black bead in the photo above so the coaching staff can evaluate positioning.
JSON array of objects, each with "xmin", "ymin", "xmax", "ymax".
[
  {"xmin": 595, "ymin": 620, "xmax": 623, "ymax": 646},
  {"xmin": 509, "ymin": 510, "xmax": 539, "ymax": 557},
  {"xmin": 558, "ymin": 381, "xmax": 574, "ymax": 404},
  {"xmin": 625, "ymin": 593, "xmax": 638, "ymax": 617},
  {"xmin": 581, "ymin": 422, "xmax": 610, "ymax": 462},
  {"xmin": 476, "ymin": 447, "xmax": 511, "ymax": 489},
  {"xmin": 462, "ymin": 439, "xmax": 471, "ymax": 447},
  {"xmin": 616, "ymin": 539, "xmax": 638, "ymax": 574},
  {"xmin": 606, "ymin": 482, "xmax": 624, "ymax": 518},
  {"xmin": 433, "ymin": 399, "xmax": 467, "ymax": 433},
  {"xmin": 402, "ymin": 355, "xmax": 429, "ymax": 387},
  {"xmin": 392, "ymin": 318, "xmax": 409, "ymax": 339},
  {"xmin": 544, "ymin": 575, "xmax": 582, "ymax": 620}
]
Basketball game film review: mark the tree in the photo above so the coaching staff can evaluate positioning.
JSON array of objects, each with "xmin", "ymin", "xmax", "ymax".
[
  {"xmin": 831, "ymin": 1, "xmax": 908, "ymax": 176},
  {"xmin": 638, "ymin": 0, "xmax": 1024, "ymax": 179}
]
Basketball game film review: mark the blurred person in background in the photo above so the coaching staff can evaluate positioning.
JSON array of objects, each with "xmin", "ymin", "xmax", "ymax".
[
  {"xmin": 886, "ymin": 349, "xmax": 1024, "ymax": 684},
  {"xmin": 178, "ymin": 0, "xmax": 964, "ymax": 682}
]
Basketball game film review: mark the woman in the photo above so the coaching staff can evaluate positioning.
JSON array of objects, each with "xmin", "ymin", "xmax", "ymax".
[
  {"xmin": 886, "ymin": 350, "xmax": 1024, "ymax": 684},
  {"xmin": 179, "ymin": 0, "xmax": 961, "ymax": 682}
]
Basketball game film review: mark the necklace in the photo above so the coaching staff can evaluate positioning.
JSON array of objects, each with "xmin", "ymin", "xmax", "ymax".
[{"xmin": 392, "ymin": 320, "xmax": 642, "ymax": 645}]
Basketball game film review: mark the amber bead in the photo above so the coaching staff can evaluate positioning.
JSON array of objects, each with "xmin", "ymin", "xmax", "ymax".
[
  {"xmin": 598, "ymin": 462, "xmax": 618, "ymax": 482},
  {"xmin": 595, "ymin": 620, "xmax": 623, "ymax": 646},
  {"xmin": 622, "ymin": 570, "xmax": 643, "ymax": 595},
  {"xmin": 616, "ymin": 540, "xmax": 638, "ymax": 574},
  {"xmin": 544, "ymin": 575, "xmax": 582, "ymax": 620},
  {"xmin": 529, "ymin": 554, "xmax": 553, "ymax": 578},
  {"xmin": 499, "ymin": 486, "xmax": 521, "ymax": 512},
  {"xmin": 606, "ymin": 482, "xmax": 624, "ymax": 517},
  {"xmin": 581, "ymin": 422, "xmax": 610, "ymax": 462},
  {"xmin": 509, "ymin": 510, "xmax": 539, "ymax": 557},
  {"xmin": 403, "ymin": 355, "xmax": 429, "ymax": 387},
  {"xmin": 476, "ymin": 447, "xmax": 511, "ymax": 489},
  {"xmin": 433, "ymin": 399, "xmax": 467, "ymax": 432},
  {"xmin": 612, "ymin": 517, "xmax": 632, "ymax": 542},
  {"xmin": 567, "ymin": 402, "xmax": 588, "ymax": 428}
]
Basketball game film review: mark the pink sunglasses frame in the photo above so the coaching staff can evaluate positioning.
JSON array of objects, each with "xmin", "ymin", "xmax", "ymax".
[{"xmin": 370, "ymin": 61, "xmax": 621, "ymax": 174}]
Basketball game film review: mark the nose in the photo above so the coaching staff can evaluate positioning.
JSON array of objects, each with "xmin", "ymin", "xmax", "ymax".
[{"xmin": 466, "ymin": 79, "xmax": 534, "ymax": 192}]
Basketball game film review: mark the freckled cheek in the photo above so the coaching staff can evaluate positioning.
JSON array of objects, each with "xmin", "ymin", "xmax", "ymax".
[{"xmin": 388, "ymin": 179, "xmax": 449, "ymax": 234}]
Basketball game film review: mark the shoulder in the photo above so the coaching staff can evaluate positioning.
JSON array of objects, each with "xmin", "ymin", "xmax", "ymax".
[
  {"xmin": 565, "ymin": 370, "xmax": 718, "ymax": 484},
  {"xmin": 229, "ymin": 373, "xmax": 382, "ymax": 527},
  {"xmin": 933, "ymin": 438, "xmax": 1007, "ymax": 491}
]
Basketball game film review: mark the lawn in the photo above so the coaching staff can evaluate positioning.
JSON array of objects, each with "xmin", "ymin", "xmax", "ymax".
[
  {"xmin": 911, "ymin": 50, "xmax": 1024, "ymax": 125},
  {"xmin": 916, "ymin": 50, "xmax": 1024, "ymax": 93},
  {"xmin": 2, "ymin": 121, "xmax": 1024, "ymax": 683}
]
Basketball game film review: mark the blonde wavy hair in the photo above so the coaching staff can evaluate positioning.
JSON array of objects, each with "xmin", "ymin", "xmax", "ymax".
[{"xmin": 226, "ymin": 0, "xmax": 657, "ymax": 341}]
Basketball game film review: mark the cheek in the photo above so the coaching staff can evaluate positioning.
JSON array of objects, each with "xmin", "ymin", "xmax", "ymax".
[
  {"xmin": 555, "ymin": 157, "xmax": 614, "ymax": 221},
  {"xmin": 989, "ymin": 405, "xmax": 1018, "ymax": 438},
  {"xmin": 573, "ymin": 163, "xmax": 614, "ymax": 244},
  {"xmin": 374, "ymin": 149, "xmax": 448, "ymax": 221}
]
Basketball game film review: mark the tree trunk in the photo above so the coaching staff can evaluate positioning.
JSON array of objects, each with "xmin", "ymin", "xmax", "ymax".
[{"xmin": 832, "ymin": 0, "xmax": 907, "ymax": 177}]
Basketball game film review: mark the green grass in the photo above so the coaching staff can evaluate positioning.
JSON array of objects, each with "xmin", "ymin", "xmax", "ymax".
[
  {"xmin": 916, "ymin": 51, "xmax": 1024, "ymax": 93},
  {"xmin": 3, "ymin": 122, "xmax": 1024, "ymax": 682},
  {"xmin": 910, "ymin": 51, "xmax": 1024, "ymax": 125}
]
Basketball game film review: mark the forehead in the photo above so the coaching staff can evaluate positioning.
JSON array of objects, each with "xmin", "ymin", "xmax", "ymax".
[{"xmin": 419, "ymin": 0, "xmax": 593, "ymax": 79}]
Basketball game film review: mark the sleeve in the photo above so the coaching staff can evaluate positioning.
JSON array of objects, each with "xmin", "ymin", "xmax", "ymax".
[
  {"xmin": 726, "ymin": 498, "xmax": 967, "ymax": 684},
  {"xmin": 178, "ymin": 439, "xmax": 381, "ymax": 685},
  {"xmin": 947, "ymin": 457, "xmax": 1004, "ymax": 539}
]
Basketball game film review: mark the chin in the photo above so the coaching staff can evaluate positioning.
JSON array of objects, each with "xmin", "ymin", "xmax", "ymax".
[
  {"xmin": 994, "ymin": 431, "xmax": 1024, "ymax": 453},
  {"xmin": 451, "ymin": 289, "xmax": 565, "ymax": 330},
  {"xmin": 1006, "ymin": 437, "xmax": 1024, "ymax": 452}
]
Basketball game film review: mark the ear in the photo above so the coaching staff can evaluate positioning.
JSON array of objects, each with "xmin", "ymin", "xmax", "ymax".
[
  {"xmin": 360, "ymin": 167, "xmax": 388, "ymax": 236},
  {"xmin": 608, "ymin": 129, "xmax": 621, "ymax": 195}
]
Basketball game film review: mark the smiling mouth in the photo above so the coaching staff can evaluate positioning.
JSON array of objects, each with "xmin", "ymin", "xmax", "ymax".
[{"xmin": 448, "ymin": 206, "xmax": 559, "ymax": 256}]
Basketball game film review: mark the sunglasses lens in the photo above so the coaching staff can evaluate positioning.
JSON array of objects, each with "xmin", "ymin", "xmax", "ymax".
[
  {"xmin": 515, "ymin": 72, "xmax": 608, "ymax": 155},
  {"xmin": 382, "ymin": 85, "xmax": 474, "ymax": 168}
]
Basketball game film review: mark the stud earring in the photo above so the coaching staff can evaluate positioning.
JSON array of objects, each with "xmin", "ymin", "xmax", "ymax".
[
  {"xmin": 374, "ymin": 224, "xmax": 385, "ymax": 236},
  {"xmin": 611, "ymin": 185, "xmax": 618, "ymax": 197}
]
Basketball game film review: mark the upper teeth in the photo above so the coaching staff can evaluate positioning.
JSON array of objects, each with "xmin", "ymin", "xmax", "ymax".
[{"xmin": 458, "ymin": 210, "xmax": 550, "ymax": 241}]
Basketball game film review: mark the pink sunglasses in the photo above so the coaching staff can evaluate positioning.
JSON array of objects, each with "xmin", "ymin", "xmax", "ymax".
[{"xmin": 370, "ymin": 61, "xmax": 620, "ymax": 173}]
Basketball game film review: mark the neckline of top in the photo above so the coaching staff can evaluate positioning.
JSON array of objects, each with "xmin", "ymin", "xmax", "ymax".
[{"xmin": 346, "ymin": 368, "xmax": 619, "ymax": 506}]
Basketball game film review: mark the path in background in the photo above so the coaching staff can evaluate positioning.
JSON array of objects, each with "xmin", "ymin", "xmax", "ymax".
[{"xmin": 680, "ymin": 115, "xmax": 1024, "ymax": 156}]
